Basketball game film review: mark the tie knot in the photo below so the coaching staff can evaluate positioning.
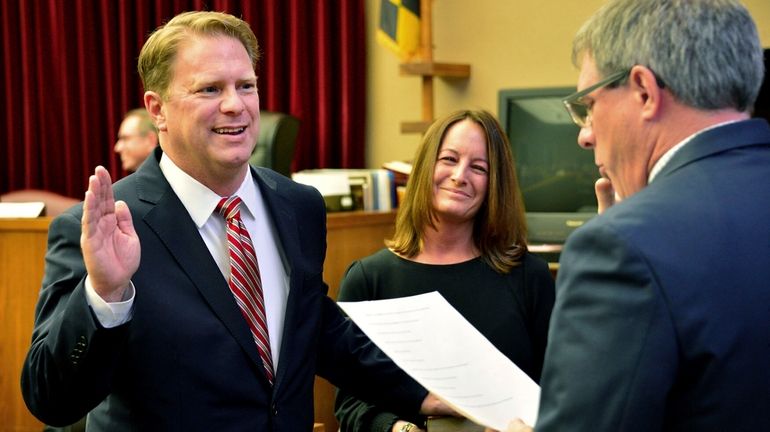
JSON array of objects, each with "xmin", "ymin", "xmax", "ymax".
[{"xmin": 216, "ymin": 196, "xmax": 243, "ymax": 221}]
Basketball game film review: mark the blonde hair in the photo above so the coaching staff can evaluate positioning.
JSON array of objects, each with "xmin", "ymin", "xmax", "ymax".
[
  {"xmin": 137, "ymin": 11, "xmax": 260, "ymax": 99},
  {"xmin": 388, "ymin": 110, "xmax": 528, "ymax": 273}
]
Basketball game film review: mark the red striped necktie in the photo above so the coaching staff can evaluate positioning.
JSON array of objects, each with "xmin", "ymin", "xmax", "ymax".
[{"xmin": 216, "ymin": 196, "xmax": 275, "ymax": 385}]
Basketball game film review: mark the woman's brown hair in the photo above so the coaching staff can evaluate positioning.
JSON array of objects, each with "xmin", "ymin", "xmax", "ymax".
[{"xmin": 387, "ymin": 109, "xmax": 528, "ymax": 273}]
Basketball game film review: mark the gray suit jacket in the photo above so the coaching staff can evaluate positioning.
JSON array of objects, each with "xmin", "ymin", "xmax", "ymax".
[
  {"xmin": 537, "ymin": 119, "xmax": 770, "ymax": 431},
  {"xmin": 22, "ymin": 148, "xmax": 425, "ymax": 431}
]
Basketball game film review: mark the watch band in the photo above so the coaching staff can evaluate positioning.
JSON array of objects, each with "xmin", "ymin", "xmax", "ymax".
[{"xmin": 398, "ymin": 422, "xmax": 415, "ymax": 432}]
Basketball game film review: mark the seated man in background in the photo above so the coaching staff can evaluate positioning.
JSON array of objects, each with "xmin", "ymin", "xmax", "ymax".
[
  {"xmin": 496, "ymin": 0, "xmax": 770, "ymax": 430},
  {"xmin": 114, "ymin": 108, "xmax": 158, "ymax": 172}
]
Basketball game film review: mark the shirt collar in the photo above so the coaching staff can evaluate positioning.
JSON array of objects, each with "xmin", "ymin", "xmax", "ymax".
[
  {"xmin": 158, "ymin": 153, "xmax": 259, "ymax": 227},
  {"xmin": 648, "ymin": 119, "xmax": 742, "ymax": 183}
]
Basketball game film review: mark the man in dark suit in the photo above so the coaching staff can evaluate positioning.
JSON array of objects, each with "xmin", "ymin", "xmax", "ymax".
[
  {"xmin": 497, "ymin": 0, "xmax": 770, "ymax": 431},
  {"xmin": 21, "ymin": 11, "xmax": 447, "ymax": 431}
]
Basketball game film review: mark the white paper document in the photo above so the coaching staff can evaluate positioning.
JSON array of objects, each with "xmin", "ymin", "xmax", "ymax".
[
  {"xmin": 0, "ymin": 202, "xmax": 45, "ymax": 218},
  {"xmin": 291, "ymin": 171, "xmax": 351, "ymax": 196},
  {"xmin": 337, "ymin": 291, "xmax": 540, "ymax": 430}
]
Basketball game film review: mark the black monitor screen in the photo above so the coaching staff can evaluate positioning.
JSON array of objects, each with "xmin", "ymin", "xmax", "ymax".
[{"xmin": 499, "ymin": 87, "xmax": 598, "ymax": 214}]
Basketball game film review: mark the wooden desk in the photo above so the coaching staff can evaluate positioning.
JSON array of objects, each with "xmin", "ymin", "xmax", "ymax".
[
  {"xmin": 0, "ymin": 212, "xmax": 396, "ymax": 432},
  {"xmin": 323, "ymin": 210, "xmax": 397, "ymax": 299},
  {"xmin": 315, "ymin": 210, "xmax": 398, "ymax": 432},
  {"xmin": 0, "ymin": 218, "xmax": 49, "ymax": 431}
]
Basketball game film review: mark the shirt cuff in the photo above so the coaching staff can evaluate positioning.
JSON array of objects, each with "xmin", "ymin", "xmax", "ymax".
[{"xmin": 85, "ymin": 276, "xmax": 135, "ymax": 328}]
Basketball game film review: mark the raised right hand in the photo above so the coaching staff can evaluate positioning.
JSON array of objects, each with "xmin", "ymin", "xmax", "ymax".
[{"xmin": 80, "ymin": 166, "xmax": 140, "ymax": 302}]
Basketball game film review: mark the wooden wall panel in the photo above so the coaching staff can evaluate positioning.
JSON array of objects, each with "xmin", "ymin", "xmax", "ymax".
[{"xmin": 0, "ymin": 218, "xmax": 50, "ymax": 432}]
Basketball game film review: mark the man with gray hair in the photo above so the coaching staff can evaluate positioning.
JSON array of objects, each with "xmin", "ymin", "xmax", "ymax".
[{"xmin": 497, "ymin": 0, "xmax": 770, "ymax": 430}]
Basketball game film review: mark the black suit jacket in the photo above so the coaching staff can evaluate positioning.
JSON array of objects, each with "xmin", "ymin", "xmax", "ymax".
[
  {"xmin": 537, "ymin": 119, "xmax": 770, "ymax": 430},
  {"xmin": 22, "ymin": 148, "xmax": 424, "ymax": 431}
]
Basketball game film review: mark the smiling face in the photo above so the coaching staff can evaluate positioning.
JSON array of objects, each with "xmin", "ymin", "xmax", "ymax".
[
  {"xmin": 431, "ymin": 119, "xmax": 490, "ymax": 225},
  {"xmin": 146, "ymin": 34, "xmax": 260, "ymax": 192}
]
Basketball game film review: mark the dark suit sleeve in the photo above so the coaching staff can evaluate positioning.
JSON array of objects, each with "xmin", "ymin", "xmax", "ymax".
[
  {"xmin": 535, "ymin": 223, "xmax": 678, "ymax": 431},
  {"xmin": 324, "ymin": 261, "xmax": 427, "ymax": 432},
  {"xmin": 333, "ymin": 261, "xmax": 422, "ymax": 432},
  {"xmin": 21, "ymin": 210, "xmax": 130, "ymax": 426},
  {"xmin": 269, "ymin": 174, "xmax": 425, "ymax": 428}
]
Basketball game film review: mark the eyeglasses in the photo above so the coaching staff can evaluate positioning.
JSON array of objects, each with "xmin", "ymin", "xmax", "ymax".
[{"xmin": 562, "ymin": 69, "xmax": 630, "ymax": 128}]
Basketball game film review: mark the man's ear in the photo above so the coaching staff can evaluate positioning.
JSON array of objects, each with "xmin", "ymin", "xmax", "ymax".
[
  {"xmin": 629, "ymin": 65, "xmax": 663, "ymax": 121},
  {"xmin": 144, "ymin": 91, "xmax": 166, "ymax": 132}
]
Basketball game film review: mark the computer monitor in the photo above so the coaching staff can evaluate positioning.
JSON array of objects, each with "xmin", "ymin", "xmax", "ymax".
[{"xmin": 498, "ymin": 87, "xmax": 599, "ymax": 245}]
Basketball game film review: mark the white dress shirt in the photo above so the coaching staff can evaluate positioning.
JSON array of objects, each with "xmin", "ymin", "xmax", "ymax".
[
  {"xmin": 648, "ymin": 120, "xmax": 741, "ymax": 183},
  {"xmin": 86, "ymin": 154, "xmax": 290, "ymax": 365}
]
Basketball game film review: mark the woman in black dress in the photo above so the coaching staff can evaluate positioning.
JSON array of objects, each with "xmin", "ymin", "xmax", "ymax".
[{"xmin": 335, "ymin": 109, "xmax": 555, "ymax": 432}]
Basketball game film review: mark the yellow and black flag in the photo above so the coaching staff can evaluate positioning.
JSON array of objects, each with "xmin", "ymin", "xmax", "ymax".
[{"xmin": 377, "ymin": 0, "xmax": 421, "ymax": 60}]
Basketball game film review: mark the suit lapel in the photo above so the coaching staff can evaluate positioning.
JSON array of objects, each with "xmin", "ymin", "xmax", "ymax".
[
  {"xmin": 252, "ymin": 168, "xmax": 303, "ymax": 389},
  {"xmin": 253, "ymin": 168, "xmax": 300, "ymax": 279},
  {"xmin": 134, "ymin": 152, "xmax": 268, "ymax": 380}
]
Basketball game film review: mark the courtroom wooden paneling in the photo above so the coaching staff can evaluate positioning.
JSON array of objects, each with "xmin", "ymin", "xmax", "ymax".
[
  {"xmin": 0, "ymin": 218, "xmax": 49, "ymax": 432},
  {"xmin": 315, "ymin": 210, "xmax": 397, "ymax": 432},
  {"xmin": 0, "ymin": 213, "xmax": 397, "ymax": 432},
  {"xmin": 323, "ymin": 210, "xmax": 397, "ymax": 299}
]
